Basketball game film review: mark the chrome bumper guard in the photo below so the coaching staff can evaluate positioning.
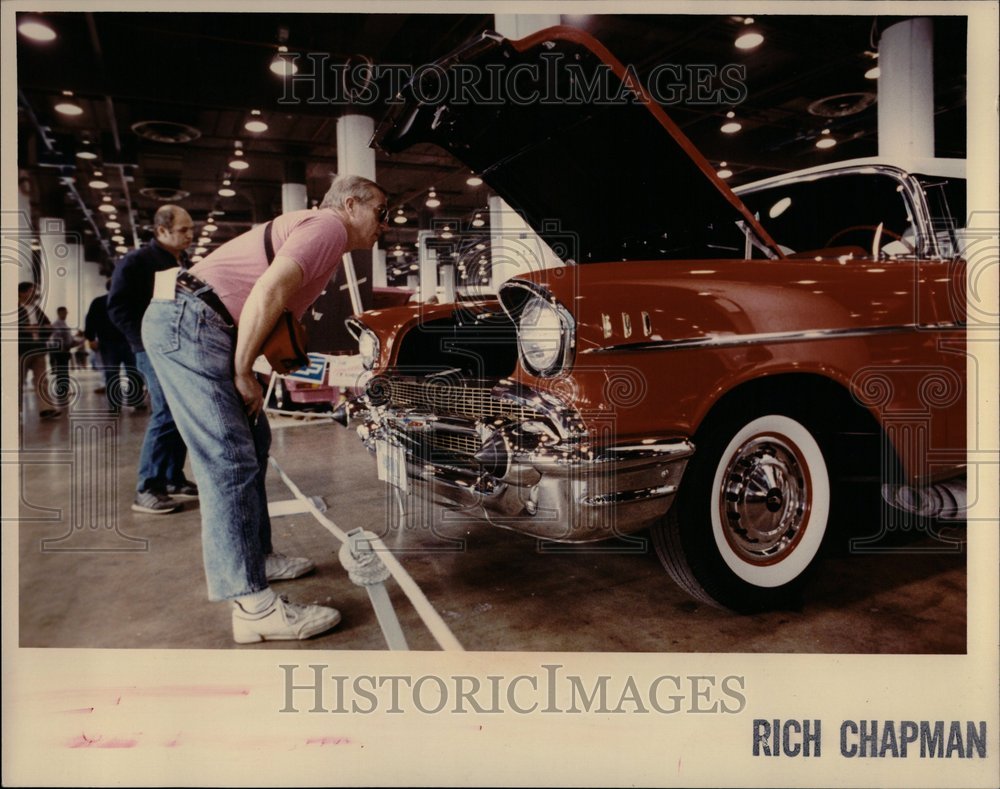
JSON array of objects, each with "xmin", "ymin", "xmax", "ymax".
[{"xmin": 344, "ymin": 379, "xmax": 694, "ymax": 542}]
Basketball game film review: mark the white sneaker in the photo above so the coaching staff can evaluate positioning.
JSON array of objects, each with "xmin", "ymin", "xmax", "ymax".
[
  {"xmin": 265, "ymin": 552, "xmax": 316, "ymax": 582},
  {"xmin": 232, "ymin": 595, "xmax": 341, "ymax": 644}
]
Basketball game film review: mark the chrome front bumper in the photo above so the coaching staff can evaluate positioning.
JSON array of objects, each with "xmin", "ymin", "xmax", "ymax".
[{"xmin": 346, "ymin": 379, "xmax": 694, "ymax": 542}]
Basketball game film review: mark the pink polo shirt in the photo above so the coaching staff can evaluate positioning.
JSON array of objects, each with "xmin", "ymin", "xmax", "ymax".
[{"xmin": 189, "ymin": 209, "xmax": 348, "ymax": 323}]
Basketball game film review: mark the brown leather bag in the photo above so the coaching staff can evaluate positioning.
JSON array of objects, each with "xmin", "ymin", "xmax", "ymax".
[
  {"xmin": 259, "ymin": 221, "xmax": 309, "ymax": 374},
  {"xmin": 261, "ymin": 310, "xmax": 309, "ymax": 374}
]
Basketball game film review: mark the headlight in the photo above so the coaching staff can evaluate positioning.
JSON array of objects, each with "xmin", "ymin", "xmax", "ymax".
[
  {"xmin": 358, "ymin": 329, "xmax": 379, "ymax": 370},
  {"xmin": 518, "ymin": 296, "xmax": 572, "ymax": 376}
]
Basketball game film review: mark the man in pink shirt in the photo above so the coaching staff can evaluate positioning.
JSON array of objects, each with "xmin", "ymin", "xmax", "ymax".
[{"xmin": 141, "ymin": 174, "xmax": 388, "ymax": 643}]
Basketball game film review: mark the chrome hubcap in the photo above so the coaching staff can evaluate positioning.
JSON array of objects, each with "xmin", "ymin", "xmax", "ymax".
[{"xmin": 719, "ymin": 434, "xmax": 810, "ymax": 564}]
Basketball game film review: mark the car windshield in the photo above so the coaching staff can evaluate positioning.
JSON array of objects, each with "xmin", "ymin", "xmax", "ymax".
[{"xmin": 739, "ymin": 172, "xmax": 917, "ymax": 258}]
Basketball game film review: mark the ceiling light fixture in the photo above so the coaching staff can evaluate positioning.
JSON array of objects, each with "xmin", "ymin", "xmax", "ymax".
[
  {"xmin": 18, "ymin": 17, "xmax": 57, "ymax": 42},
  {"xmin": 717, "ymin": 167, "xmax": 733, "ymax": 179},
  {"xmin": 218, "ymin": 178, "xmax": 236, "ymax": 198},
  {"xmin": 76, "ymin": 150, "xmax": 98, "ymax": 160},
  {"xmin": 721, "ymin": 112, "xmax": 742, "ymax": 134},
  {"xmin": 55, "ymin": 100, "xmax": 83, "ymax": 116},
  {"xmin": 393, "ymin": 208, "xmax": 407, "ymax": 224},
  {"xmin": 471, "ymin": 212, "xmax": 485, "ymax": 228},
  {"xmin": 441, "ymin": 226, "xmax": 453, "ymax": 239},
  {"xmin": 270, "ymin": 45, "xmax": 298, "ymax": 77},
  {"xmin": 204, "ymin": 223, "xmax": 218, "ymax": 233},
  {"xmin": 466, "ymin": 174, "xmax": 483, "ymax": 186},
  {"xmin": 98, "ymin": 203, "xmax": 116, "ymax": 213},
  {"xmin": 816, "ymin": 137, "xmax": 837, "ymax": 149},
  {"xmin": 88, "ymin": 172, "xmax": 109, "ymax": 189},
  {"xmin": 735, "ymin": 30, "xmax": 764, "ymax": 49},
  {"xmin": 425, "ymin": 188, "xmax": 441, "ymax": 208},
  {"xmin": 106, "ymin": 221, "xmax": 121, "ymax": 230},
  {"xmin": 111, "ymin": 234, "xmax": 125, "ymax": 243},
  {"xmin": 244, "ymin": 110, "xmax": 269, "ymax": 133},
  {"xmin": 865, "ymin": 66, "xmax": 881, "ymax": 80}
]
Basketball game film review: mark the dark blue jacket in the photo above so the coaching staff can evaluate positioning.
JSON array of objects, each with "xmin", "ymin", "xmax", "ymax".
[{"xmin": 107, "ymin": 240, "xmax": 186, "ymax": 353}]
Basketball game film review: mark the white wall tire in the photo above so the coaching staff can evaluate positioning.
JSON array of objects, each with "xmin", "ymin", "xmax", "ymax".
[
  {"xmin": 709, "ymin": 415, "xmax": 829, "ymax": 589},
  {"xmin": 653, "ymin": 409, "xmax": 832, "ymax": 611}
]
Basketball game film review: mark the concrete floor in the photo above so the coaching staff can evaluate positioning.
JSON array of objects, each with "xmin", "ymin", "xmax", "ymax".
[{"xmin": 16, "ymin": 368, "xmax": 967, "ymax": 653}]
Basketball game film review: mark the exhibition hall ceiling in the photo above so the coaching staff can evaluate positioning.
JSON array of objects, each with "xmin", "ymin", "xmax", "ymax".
[{"xmin": 15, "ymin": 11, "xmax": 967, "ymax": 270}]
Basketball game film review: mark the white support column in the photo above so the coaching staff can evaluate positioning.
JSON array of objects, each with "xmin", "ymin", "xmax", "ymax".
[
  {"xmin": 493, "ymin": 14, "xmax": 561, "ymax": 38},
  {"xmin": 877, "ymin": 17, "xmax": 935, "ymax": 160},
  {"xmin": 439, "ymin": 263, "xmax": 456, "ymax": 304},
  {"xmin": 336, "ymin": 115, "xmax": 376, "ymax": 181},
  {"xmin": 37, "ymin": 217, "xmax": 84, "ymax": 323},
  {"xmin": 373, "ymin": 247, "xmax": 387, "ymax": 288},
  {"xmin": 420, "ymin": 248, "xmax": 438, "ymax": 303}
]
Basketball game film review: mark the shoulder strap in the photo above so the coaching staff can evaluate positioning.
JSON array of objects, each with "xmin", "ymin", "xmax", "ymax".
[{"xmin": 263, "ymin": 221, "xmax": 275, "ymax": 265}]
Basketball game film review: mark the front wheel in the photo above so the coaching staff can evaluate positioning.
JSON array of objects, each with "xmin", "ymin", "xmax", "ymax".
[{"xmin": 652, "ymin": 412, "xmax": 831, "ymax": 612}]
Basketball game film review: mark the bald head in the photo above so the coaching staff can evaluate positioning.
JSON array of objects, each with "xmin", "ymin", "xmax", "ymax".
[{"xmin": 154, "ymin": 205, "xmax": 194, "ymax": 258}]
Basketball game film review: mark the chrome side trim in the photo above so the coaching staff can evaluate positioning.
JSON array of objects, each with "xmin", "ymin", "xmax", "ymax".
[{"xmin": 582, "ymin": 322, "xmax": 962, "ymax": 354}]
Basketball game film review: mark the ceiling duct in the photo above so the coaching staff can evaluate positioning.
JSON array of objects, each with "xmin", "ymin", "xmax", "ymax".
[
  {"xmin": 806, "ymin": 92, "xmax": 877, "ymax": 118},
  {"xmin": 131, "ymin": 120, "xmax": 202, "ymax": 144}
]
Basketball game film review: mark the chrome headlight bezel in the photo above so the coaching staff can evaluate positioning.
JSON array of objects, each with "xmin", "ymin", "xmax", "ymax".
[
  {"xmin": 500, "ymin": 281, "xmax": 576, "ymax": 378},
  {"xmin": 346, "ymin": 318, "xmax": 380, "ymax": 370}
]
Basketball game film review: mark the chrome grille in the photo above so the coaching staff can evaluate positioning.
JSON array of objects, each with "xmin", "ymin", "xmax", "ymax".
[
  {"xmin": 426, "ymin": 432, "xmax": 482, "ymax": 457},
  {"xmin": 385, "ymin": 379, "xmax": 540, "ymax": 422}
]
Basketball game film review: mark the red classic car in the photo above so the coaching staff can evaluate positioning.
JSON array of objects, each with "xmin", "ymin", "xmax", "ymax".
[{"xmin": 336, "ymin": 27, "xmax": 967, "ymax": 611}]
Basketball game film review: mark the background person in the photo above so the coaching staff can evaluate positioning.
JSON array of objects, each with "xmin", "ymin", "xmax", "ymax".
[
  {"xmin": 47, "ymin": 306, "xmax": 84, "ymax": 411},
  {"xmin": 141, "ymin": 174, "xmax": 389, "ymax": 643},
  {"xmin": 17, "ymin": 282, "xmax": 60, "ymax": 420},
  {"xmin": 108, "ymin": 205, "xmax": 199, "ymax": 514},
  {"xmin": 85, "ymin": 279, "xmax": 144, "ymax": 413}
]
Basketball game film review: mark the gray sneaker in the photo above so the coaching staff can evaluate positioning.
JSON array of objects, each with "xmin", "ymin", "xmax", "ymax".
[
  {"xmin": 131, "ymin": 489, "xmax": 181, "ymax": 514},
  {"xmin": 265, "ymin": 552, "xmax": 316, "ymax": 582},
  {"xmin": 232, "ymin": 595, "xmax": 341, "ymax": 644}
]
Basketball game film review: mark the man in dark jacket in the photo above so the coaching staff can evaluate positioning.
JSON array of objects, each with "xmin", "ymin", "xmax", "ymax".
[
  {"xmin": 108, "ymin": 205, "xmax": 198, "ymax": 514},
  {"xmin": 84, "ymin": 279, "xmax": 144, "ymax": 412},
  {"xmin": 17, "ymin": 281, "xmax": 60, "ymax": 419}
]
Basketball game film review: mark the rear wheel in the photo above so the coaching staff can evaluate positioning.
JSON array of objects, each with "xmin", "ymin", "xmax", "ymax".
[{"xmin": 652, "ymin": 411, "xmax": 831, "ymax": 612}]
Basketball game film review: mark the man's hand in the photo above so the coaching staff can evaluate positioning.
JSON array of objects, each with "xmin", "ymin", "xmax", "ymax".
[{"xmin": 235, "ymin": 371, "xmax": 264, "ymax": 420}]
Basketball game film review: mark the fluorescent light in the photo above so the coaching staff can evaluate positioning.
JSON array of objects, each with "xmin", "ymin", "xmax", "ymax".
[
  {"xmin": 735, "ymin": 31, "xmax": 764, "ymax": 50},
  {"xmin": 270, "ymin": 48, "xmax": 298, "ymax": 77},
  {"xmin": 245, "ymin": 111, "xmax": 268, "ymax": 132},
  {"xmin": 18, "ymin": 19, "xmax": 56, "ymax": 42}
]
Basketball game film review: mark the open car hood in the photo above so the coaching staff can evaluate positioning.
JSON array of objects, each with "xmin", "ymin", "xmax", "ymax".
[{"xmin": 373, "ymin": 26, "xmax": 782, "ymax": 263}]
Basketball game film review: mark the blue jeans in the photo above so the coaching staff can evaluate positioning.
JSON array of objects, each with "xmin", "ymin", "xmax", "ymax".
[
  {"xmin": 135, "ymin": 350, "xmax": 188, "ymax": 492},
  {"xmin": 142, "ymin": 291, "xmax": 273, "ymax": 601}
]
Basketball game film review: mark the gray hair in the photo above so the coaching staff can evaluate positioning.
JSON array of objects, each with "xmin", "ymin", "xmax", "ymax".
[{"xmin": 319, "ymin": 174, "xmax": 385, "ymax": 211}]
